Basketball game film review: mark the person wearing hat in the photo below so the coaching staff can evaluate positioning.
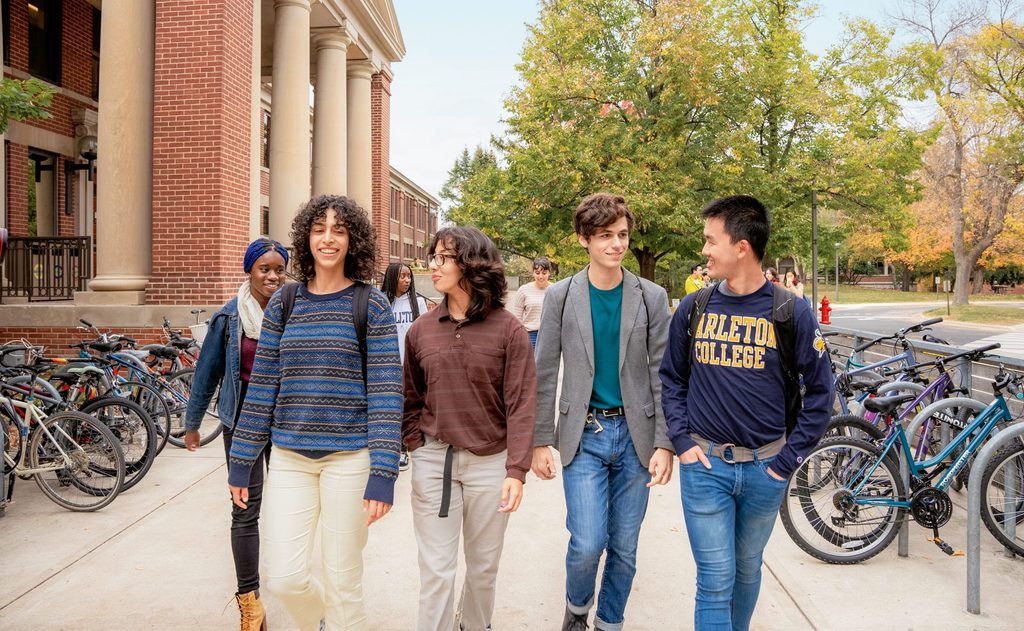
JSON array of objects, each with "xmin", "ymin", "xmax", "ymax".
[{"xmin": 184, "ymin": 236, "xmax": 288, "ymax": 631}]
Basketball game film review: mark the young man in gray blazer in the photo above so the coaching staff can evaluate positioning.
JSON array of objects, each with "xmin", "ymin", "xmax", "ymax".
[{"xmin": 533, "ymin": 193, "xmax": 674, "ymax": 631}]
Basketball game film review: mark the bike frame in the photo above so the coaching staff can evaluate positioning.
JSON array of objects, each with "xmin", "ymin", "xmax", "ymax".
[
  {"xmin": 835, "ymin": 347, "xmax": 919, "ymax": 415},
  {"xmin": 850, "ymin": 394, "xmax": 1013, "ymax": 508},
  {"xmin": 1, "ymin": 392, "xmax": 77, "ymax": 475}
]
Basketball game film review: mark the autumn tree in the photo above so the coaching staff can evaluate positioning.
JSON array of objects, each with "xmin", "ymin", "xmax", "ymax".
[{"xmin": 448, "ymin": 0, "xmax": 928, "ymax": 280}]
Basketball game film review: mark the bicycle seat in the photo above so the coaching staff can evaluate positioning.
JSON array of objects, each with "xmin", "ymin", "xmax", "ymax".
[
  {"xmin": 51, "ymin": 364, "xmax": 105, "ymax": 381},
  {"xmin": 142, "ymin": 344, "xmax": 179, "ymax": 360},
  {"xmin": 848, "ymin": 378, "xmax": 888, "ymax": 394},
  {"xmin": 168, "ymin": 338, "xmax": 195, "ymax": 350},
  {"xmin": 89, "ymin": 341, "xmax": 122, "ymax": 354},
  {"xmin": 863, "ymin": 393, "xmax": 917, "ymax": 415}
]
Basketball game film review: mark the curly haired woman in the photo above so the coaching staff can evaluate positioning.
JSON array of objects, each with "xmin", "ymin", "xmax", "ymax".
[
  {"xmin": 228, "ymin": 194, "xmax": 402, "ymax": 631},
  {"xmin": 402, "ymin": 226, "xmax": 537, "ymax": 631}
]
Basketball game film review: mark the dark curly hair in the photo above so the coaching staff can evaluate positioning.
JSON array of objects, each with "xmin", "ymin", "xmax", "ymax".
[
  {"xmin": 289, "ymin": 195, "xmax": 377, "ymax": 283},
  {"xmin": 430, "ymin": 226, "xmax": 506, "ymax": 321}
]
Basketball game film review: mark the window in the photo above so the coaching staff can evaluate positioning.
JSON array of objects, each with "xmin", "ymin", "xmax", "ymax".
[
  {"xmin": 261, "ymin": 111, "xmax": 271, "ymax": 168},
  {"xmin": 390, "ymin": 238, "xmax": 399, "ymax": 258},
  {"xmin": 2, "ymin": 1, "xmax": 9, "ymax": 65},
  {"xmin": 28, "ymin": 0, "xmax": 63, "ymax": 85},
  {"xmin": 261, "ymin": 206, "xmax": 269, "ymax": 235},
  {"xmin": 391, "ymin": 189, "xmax": 401, "ymax": 221}
]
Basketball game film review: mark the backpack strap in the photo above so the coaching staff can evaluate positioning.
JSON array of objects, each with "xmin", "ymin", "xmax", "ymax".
[
  {"xmin": 683, "ymin": 286, "xmax": 716, "ymax": 383},
  {"xmin": 353, "ymin": 282, "xmax": 371, "ymax": 385},
  {"xmin": 770, "ymin": 283, "xmax": 800, "ymax": 434},
  {"xmin": 279, "ymin": 281, "xmax": 300, "ymax": 326}
]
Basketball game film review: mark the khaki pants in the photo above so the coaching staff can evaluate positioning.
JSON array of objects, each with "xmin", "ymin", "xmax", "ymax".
[
  {"xmin": 411, "ymin": 437, "xmax": 510, "ymax": 631},
  {"xmin": 262, "ymin": 447, "xmax": 370, "ymax": 631}
]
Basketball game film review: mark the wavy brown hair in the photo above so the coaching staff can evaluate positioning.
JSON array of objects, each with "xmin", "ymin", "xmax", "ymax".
[
  {"xmin": 289, "ymin": 195, "xmax": 377, "ymax": 283},
  {"xmin": 572, "ymin": 192, "xmax": 635, "ymax": 237},
  {"xmin": 430, "ymin": 226, "xmax": 506, "ymax": 321}
]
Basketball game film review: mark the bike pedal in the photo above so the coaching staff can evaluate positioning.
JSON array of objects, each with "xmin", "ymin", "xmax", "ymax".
[{"xmin": 927, "ymin": 537, "xmax": 958, "ymax": 556}]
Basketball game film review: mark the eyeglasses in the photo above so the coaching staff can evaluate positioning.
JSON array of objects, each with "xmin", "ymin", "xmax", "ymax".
[{"xmin": 429, "ymin": 253, "xmax": 456, "ymax": 267}]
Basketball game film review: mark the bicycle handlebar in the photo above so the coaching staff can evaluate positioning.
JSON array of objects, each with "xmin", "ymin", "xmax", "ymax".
[{"xmin": 852, "ymin": 318, "xmax": 946, "ymax": 353}]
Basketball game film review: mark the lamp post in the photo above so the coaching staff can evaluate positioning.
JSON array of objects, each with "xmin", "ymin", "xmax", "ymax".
[{"xmin": 834, "ymin": 243, "xmax": 840, "ymax": 302}]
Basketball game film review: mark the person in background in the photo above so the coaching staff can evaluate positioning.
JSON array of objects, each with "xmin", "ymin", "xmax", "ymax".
[
  {"xmin": 764, "ymin": 267, "xmax": 780, "ymax": 284},
  {"xmin": 783, "ymin": 269, "xmax": 808, "ymax": 302},
  {"xmin": 685, "ymin": 264, "xmax": 705, "ymax": 295},
  {"xmin": 184, "ymin": 237, "xmax": 288, "ymax": 631},
  {"xmin": 403, "ymin": 226, "xmax": 537, "ymax": 631},
  {"xmin": 511, "ymin": 256, "xmax": 553, "ymax": 350},
  {"xmin": 381, "ymin": 261, "xmax": 428, "ymax": 470},
  {"xmin": 228, "ymin": 194, "xmax": 402, "ymax": 631}
]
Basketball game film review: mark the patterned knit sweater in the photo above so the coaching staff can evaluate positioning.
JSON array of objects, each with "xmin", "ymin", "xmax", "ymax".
[{"xmin": 227, "ymin": 283, "xmax": 403, "ymax": 504}]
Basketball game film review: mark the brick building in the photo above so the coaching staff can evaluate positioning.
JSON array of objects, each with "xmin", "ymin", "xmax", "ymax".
[{"xmin": 0, "ymin": 0, "xmax": 437, "ymax": 351}]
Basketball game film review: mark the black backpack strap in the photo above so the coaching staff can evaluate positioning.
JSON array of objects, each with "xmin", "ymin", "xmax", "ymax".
[
  {"xmin": 683, "ymin": 286, "xmax": 715, "ymax": 382},
  {"xmin": 279, "ymin": 282, "xmax": 300, "ymax": 327},
  {"xmin": 770, "ymin": 284, "xmax": 800, "ymax": 434},
  {"xmin": 353, "ymin": 282, "xmax": 371, "ymax": 385}
]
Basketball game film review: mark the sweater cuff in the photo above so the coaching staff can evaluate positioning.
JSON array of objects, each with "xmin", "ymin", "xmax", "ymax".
[
  {"xmin": 364, "ymin": 473, "xmax": 396, "ymax": 505},
  {"xmin": 506, "ymin": 466, "xmax": 528, "ymax": 483},
  {"xmin": 227, "ymin": 462, "xmax": 253, "ymax": 488},
  {"xmin": 670, "ymin": 434, "xmax": 698, "ymax": 456}
]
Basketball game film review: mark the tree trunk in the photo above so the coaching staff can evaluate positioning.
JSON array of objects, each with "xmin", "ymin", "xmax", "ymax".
[
  {"xmin": 971, "ymin": 267, "xmax": 985, "ymax": 295},
  {"xmin": 633, "ymin": 246, "xmax": 657, "ymax": 280}
]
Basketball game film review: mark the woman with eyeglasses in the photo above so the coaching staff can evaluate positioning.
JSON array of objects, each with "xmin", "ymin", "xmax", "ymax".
[{"xmin": 402, "ymin": 226, "xmax": 537, "ymax": 631}]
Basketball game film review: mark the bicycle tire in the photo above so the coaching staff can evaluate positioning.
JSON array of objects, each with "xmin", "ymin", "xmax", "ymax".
[
  {"xmin": 979, "ymin": 441, "xmax": 1024, "ymax": 557},
  {"xmin": 110, "ymin": 380, "xmax": 172, "ymax": 456},
  {"xmin": 77, "ymin": 396, "xmax": 157, "ymax": 491},
  {"xmin": 164, "ymin": 368, "xmax": 223, "ymax": 448},
  {"xmin": 824, "ymin": 414, "xmax": 886, "ymax": 443},
  {"xmin": 28, "ymin": 410, "xmax": 125, "ymax": 511},
  {"xmin": 780, "ymin": 437, "xmax": 906, "ymax": 564}
]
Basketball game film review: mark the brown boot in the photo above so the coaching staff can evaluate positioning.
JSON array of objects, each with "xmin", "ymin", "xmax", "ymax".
[{"xmin": 235, "ymin": 590, "xmax": 267, "ymax": 631}]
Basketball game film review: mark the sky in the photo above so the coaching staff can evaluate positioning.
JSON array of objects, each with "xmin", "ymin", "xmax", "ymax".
[{"xmin": 388, "ymin": 0, "xmax": 899, "ymax": 202}]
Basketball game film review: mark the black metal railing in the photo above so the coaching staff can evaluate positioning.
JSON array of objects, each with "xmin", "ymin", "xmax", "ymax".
[{"xmin": 1, "ymin": 236, "xmax": 92, "ymax": 302}]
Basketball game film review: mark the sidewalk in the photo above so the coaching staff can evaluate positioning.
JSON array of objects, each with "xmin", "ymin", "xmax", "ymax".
[{"xmin": 2, "ymin": 446, "xmax": 1023, "ymax": 630}]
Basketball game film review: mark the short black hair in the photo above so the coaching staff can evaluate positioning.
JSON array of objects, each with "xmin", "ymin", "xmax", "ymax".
[
  {"xmin": 533, "ymin": 257, "xmax": 552, "ymax": 271},
  {"xmin": 701, "ymin": 195, "xmax": 770, "ymax": 262},
  {"xmin": 691, "ymin": 264, "xmax": 702, "ymax": 273}
]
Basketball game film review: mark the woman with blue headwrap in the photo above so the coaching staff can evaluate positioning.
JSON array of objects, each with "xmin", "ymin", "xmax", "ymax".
[{"xmin": 184, "ymin": 236, "xmax": 288, "ymax": 631}]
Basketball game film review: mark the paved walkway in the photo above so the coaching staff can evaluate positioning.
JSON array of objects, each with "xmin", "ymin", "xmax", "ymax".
[{"xmin": 2, "ymin": 444, "xmax": 1023, "ymax": 630}]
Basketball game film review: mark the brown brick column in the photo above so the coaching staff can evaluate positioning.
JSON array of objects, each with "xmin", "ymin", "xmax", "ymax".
[
  {"xmin": 371, "ymin": 70, "xmax": 392, "ymax": 272},
  {"xmin": 147, "ymin": 0, "xmax": 254, "ymax": 305}
]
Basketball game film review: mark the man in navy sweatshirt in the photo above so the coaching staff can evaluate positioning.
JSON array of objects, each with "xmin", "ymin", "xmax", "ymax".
[{"xmin": 659, "ymin": 195, "xmax": 833, "ymax": 631}]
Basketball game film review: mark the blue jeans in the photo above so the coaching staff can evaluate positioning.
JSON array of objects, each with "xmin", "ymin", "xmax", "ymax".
[
  {"xmin": 680, "ymin": 453, "xmax": 789, "ymax": 631},
  {"xmin": 528, "ymin": 330, "xmax": 538, "ymax": 350},
  {"xmin": 563, "ymin": 413, "xmax": 650, "ymax": 630}
]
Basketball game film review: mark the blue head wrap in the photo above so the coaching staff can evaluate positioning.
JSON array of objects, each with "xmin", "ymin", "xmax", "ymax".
[{"xmin": 243, "ymin": 238, "xmax": 289, "ymax": 273}]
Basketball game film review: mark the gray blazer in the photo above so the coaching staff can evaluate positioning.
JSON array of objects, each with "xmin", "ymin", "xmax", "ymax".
[{"xmin": 534, "ymin": 267, "xmax": 673, "ymax": 467}]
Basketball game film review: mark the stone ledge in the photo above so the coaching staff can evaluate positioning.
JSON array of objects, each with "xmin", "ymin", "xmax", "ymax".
[{"xmin": 0, "ymin": 303, "xmax": 223, "ymax": 328}]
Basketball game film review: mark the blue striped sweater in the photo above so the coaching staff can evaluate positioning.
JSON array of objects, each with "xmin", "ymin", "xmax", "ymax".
[{"xmin": 227, "ymin": 283, "xmax": 403, "ymax": 504}]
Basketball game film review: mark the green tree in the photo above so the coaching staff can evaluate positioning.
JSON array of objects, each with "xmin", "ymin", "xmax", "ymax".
[
  {"xmin": 449, "ymin": 0, "xmax": 928, "ymax": 280},
  {"xmin": 0, "ymin": 78, "xmax": 53, "ymax": 134}
]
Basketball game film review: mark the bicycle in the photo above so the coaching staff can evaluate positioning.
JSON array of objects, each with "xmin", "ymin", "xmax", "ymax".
[
  {"xmin": 2, "ymin": 363, "xmax": 126, "ymax": 511},
  {"xmin": 780, "ymin": 366, "xmax": 1024, "ymax": 564}
]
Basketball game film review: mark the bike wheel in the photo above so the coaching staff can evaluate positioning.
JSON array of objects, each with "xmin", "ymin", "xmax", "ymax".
[
  {"xmin": 980, "ymin": 441, "xmax": 1024, "ymax": 557},
  {"xmin": 29, "ymin": 411, "xmax": 125, "ymax": 511},
  {"xmin": 164, "ymin": 368, "xmax": 223, "ymax": 448},
  {"xmin": 824, "ymin": 414, "xmax": 886, "ymax": 444},
  {"xmin": 111, "ymin": 380, "xmax": 172, "ymax": 456},
  {"xmin": 780, "ymin": 437, "xmax": 906, "ymax": 564},
  {"xmin": 77, "ymin": 396, "xmax": 156, "ymax": 491}
]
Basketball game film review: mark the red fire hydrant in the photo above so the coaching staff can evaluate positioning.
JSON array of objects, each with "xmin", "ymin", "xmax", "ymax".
[{"xmin": 819, "ymin": 295, "xmax": 832, "ymax": 325}]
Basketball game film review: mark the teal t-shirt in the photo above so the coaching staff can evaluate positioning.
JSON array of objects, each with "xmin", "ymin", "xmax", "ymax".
[{"xmin": 589, "ymin": 280, "xmax": 623, "ymax": 409}]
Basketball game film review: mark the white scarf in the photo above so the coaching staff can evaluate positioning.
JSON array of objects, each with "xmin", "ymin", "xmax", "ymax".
[{"xmin": 237, "ymin": 280, "xmax": 265, "ymax": 340}]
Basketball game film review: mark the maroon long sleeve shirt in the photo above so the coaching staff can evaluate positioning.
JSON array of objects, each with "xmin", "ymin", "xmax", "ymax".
[{"xmin": 402, "ymin": 301, "xmax": 537, "ymax": 482}]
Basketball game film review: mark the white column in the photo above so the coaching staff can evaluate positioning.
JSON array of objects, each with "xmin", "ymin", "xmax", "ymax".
[
  {"xmin": 268, "ymin": 0, "xmax": 311, "ymax": 245},
  {"xmin": 346, "ymin": 60, "xmax": 374, "ymax": 214},
  {"xmin": 312, "ymin": 31, "xmax": 350, "ymax": 197},
  {"xmin": 250, "ymin": 0, "xmax": 262, "ymax": 239},
  {"xmin": 88, "ymin": 0, "xmax": 154, "ymax": 296}
]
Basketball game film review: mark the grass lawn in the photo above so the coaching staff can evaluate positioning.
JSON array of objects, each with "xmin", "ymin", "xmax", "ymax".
[
  {"xmin": 923, "ymin": 304, "xmax": 1024, "ymax": 325},
  {"xmin": 815, "ymin": 285, "xmax": 1024, "ymax": 305}
]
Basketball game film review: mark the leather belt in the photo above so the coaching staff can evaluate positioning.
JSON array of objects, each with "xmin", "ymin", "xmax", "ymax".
[
  {"xmin": 589, "ymin": 406, "xmax": 625, "ymax": 417},
  {"xmin": 689, "ymin": 434, "xmax": 786, "ymax": 464},
  {"xmin": 439, "ymin": 443, "xmax": 455, "ymax": 518}
]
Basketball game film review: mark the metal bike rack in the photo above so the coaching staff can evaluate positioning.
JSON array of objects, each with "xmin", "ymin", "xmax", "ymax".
[
  {"xmin": 898, "ymin": 398, "xmax": 987, "ymax": 557},
  {"xmin": 966, "ymin": 421, "xmax": 1024, "ymax": 614}
]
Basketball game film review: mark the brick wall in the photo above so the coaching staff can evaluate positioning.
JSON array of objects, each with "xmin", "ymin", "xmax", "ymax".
[
  {"xmin": 371, "ymin": 72, "xmax": 391, "ymax": 271},
  {"xmin": 147, "ymin": 0, "xmax": 254, "ymax": 304},
  {"xmin": 6, "ymin": 144, "xmax": 29, "ymax": 235},
  {"xmin": 0, "ymin": 327, "xmax": 168, "ymax": 359}
]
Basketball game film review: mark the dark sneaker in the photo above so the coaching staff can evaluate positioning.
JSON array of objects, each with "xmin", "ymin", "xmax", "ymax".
[
  {"xmin": 399, "ymin": 452, "xmax": 410, "ymax": 471},
  {"xmin": 562, "ymin": 608, "xmax": 589, "ymax": 631}
]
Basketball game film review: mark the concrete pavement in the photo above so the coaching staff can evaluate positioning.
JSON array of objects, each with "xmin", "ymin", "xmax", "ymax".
[{"xmin": 2, "ymin": 444, "xmax": 1023, "ymax": 630}]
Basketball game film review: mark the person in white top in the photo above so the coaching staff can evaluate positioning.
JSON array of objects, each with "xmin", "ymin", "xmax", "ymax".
[
  {"xmin": 511, "ymin": 257, "xmax": 552, "ymax": 350},
  {"xmin": 381, "ymin": 262, "xmax": 428, "ymax": 470}
]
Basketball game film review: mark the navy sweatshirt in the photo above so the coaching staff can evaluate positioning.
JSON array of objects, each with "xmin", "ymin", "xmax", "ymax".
[{"xmin": 659, "ymin": 281, "xmax": 834, "ymax": 478}]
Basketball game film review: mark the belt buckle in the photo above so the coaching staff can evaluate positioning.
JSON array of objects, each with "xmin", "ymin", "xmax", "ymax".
[
  {"xmin": 585, "ymin": 412, "xmax": 604, "ymax": 433},
  {"xmin": 719, "ymin": 443, "xmax": 737, "ymax": 464}
]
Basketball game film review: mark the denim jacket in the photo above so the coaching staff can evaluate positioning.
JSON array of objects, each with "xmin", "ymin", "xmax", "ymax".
[{"xmin": 184, "ymin": 297, "xmax": 242, "ymax": 431}]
